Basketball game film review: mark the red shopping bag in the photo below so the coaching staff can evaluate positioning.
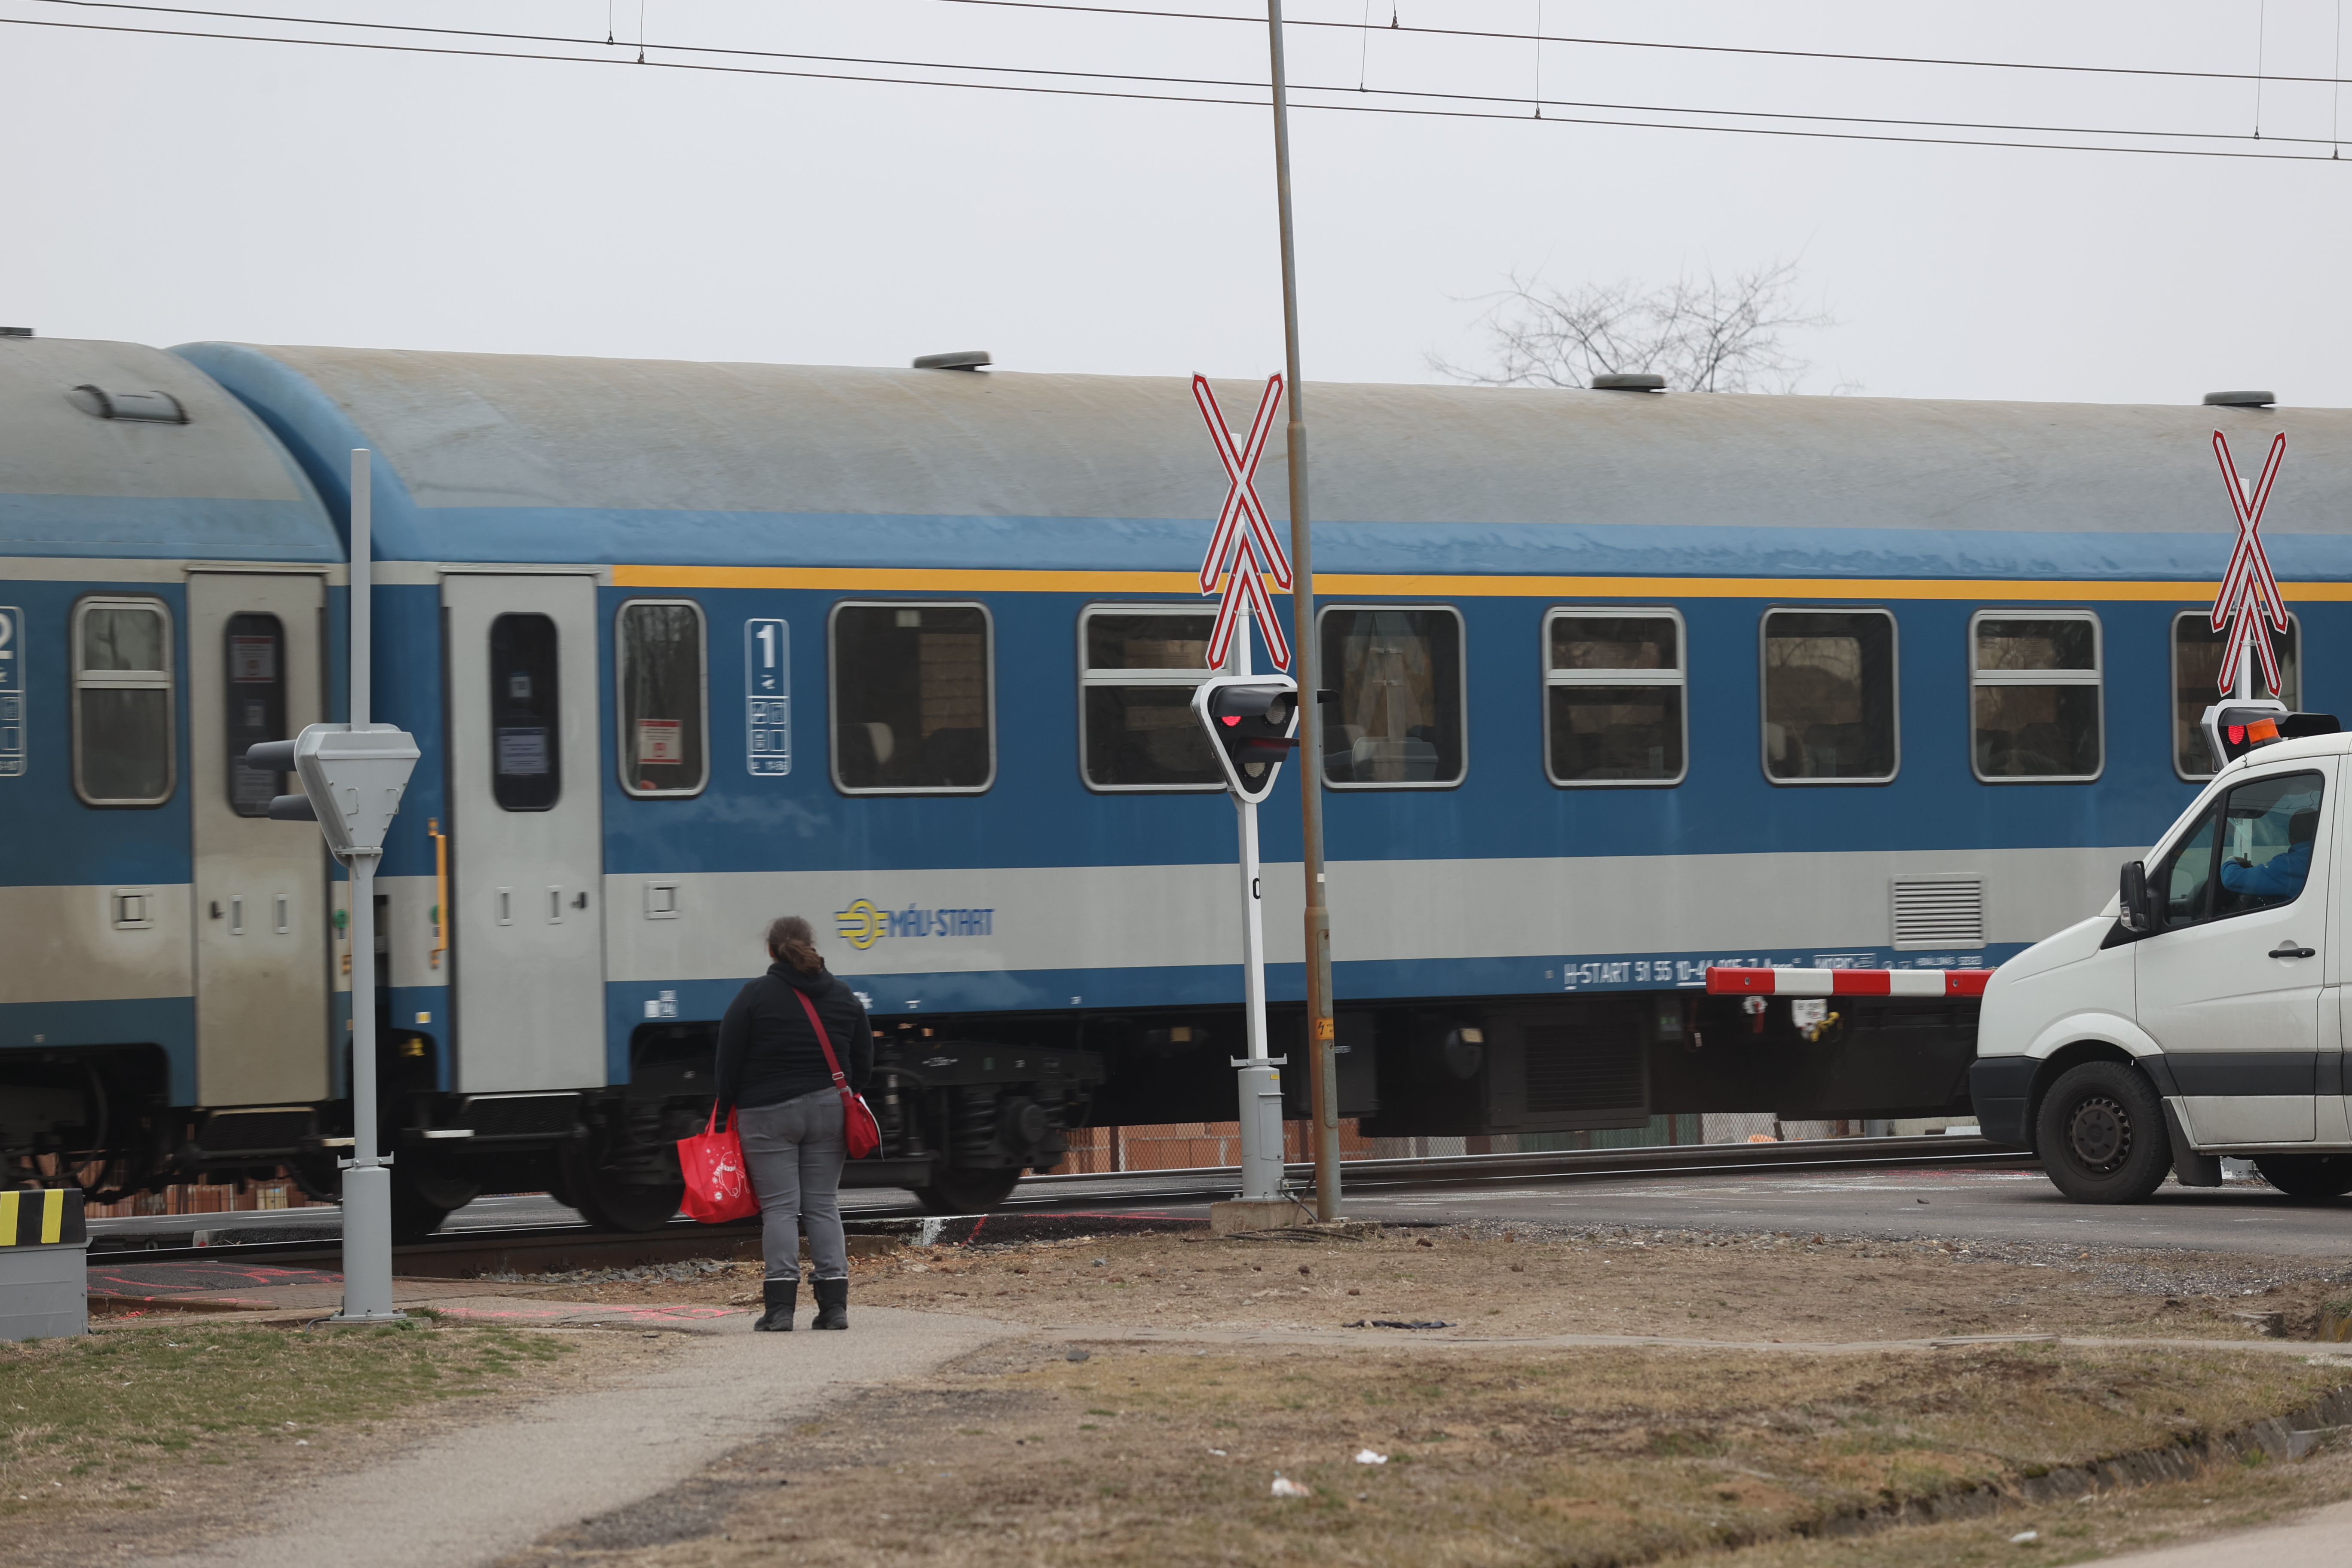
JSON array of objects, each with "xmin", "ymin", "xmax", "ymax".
[{"xmin": 677, "ymin": 1107, "xmax": 760, "ymax": 1224}]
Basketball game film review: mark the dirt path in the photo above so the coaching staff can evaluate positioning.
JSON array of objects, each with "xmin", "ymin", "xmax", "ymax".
[{"xmin": 85, "ymin": 1306, "xmax": 1008, "ymax": 1568}]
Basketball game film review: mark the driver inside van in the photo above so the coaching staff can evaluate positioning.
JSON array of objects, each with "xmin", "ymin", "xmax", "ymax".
[{"xmin": 2220, "ymin": 807, "xmax": 2319, "ymax": 903}]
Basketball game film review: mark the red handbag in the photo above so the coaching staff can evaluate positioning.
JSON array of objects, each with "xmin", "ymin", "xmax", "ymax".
[
  {"xmin": 794, "ymin": 989, "xmax": 882, "ymax": 1158},
  {"xmin": 676, "ymin": 1106, "xmax": 759, "ymax": 1225}
]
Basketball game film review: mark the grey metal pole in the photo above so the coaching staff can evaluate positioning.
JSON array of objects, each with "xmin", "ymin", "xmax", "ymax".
[
  {"xmin": 1265, "ymin": 0, "xmax": 1339, "ymax": 1221},
  {"xmin": 1227, "ymin": 603, "xmax": 1284, "ymax": 1203},
  {"xmin": 334, "ymin": 448, "xmax": 400, "ymax": 1323}
]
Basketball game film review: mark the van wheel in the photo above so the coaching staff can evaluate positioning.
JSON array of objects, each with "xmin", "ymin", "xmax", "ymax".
[
  {"xmin": 2036, "ymin": 1062, "xmax": 2171, "ymax": 1204},
  {"xmin": 2253, "ymin": 1153, "xmax": 2352, "ymax": 1198}
]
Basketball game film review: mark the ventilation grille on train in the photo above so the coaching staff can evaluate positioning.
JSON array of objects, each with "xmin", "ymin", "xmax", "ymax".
[
  {"xmin": 1890, "ymin": 876, "xmax": 1984, "ymax": 949},
  {"xmin": 1522, "ymin": 1021, "xmax": 1646, "ymax": 1115}
]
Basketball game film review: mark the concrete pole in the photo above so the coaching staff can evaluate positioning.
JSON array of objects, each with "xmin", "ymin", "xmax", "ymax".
[
  {"xmin": 333, "ymin": 448, "xmax": 400, "ymax": 1323},
  {"xmin": 1265, "ymin": 0, "xmax": 1339, "ymax": 1221}
]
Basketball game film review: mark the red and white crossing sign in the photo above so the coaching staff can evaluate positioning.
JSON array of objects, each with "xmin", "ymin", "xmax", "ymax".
[
  {"xmin": 2209, "ymin": 430, "xmax": 2290, "ymax": 696},
  {"xmin": 1193, "ymin": 373, "xmax": 1294, "ymax": 671}
]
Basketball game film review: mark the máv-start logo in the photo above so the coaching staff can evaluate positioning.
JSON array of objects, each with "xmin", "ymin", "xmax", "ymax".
[{"xmin": 834, "ymin": 899, "xmax": 997, "ymax": 952}]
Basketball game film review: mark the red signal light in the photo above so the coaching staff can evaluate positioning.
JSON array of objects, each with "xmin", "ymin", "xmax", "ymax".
[{"xmin": 1221, "ymin": 715, "xmax": 1240, "ymax": 726}]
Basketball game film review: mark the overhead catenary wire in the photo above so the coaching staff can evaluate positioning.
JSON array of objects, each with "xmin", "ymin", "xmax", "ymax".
[
  {"xmin": 9, "ymin": 6, "xmax": 2350, "ymax": 162},
  {"xmin": 919, "ymin": 0, "xmax": 2352, "ymax": 87}
]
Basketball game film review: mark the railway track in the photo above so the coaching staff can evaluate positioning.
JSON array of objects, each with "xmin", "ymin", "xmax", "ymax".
[{"xmin": 89, "ymin": 1134, "xmax": 2034, "ymax": 1274}]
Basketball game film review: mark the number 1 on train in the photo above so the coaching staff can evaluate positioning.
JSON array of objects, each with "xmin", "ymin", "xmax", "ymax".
[
  {"xmin": 0, "ymin": 606, "xmax": 22, "ymax": 778},
  {"xmin": 746, "ymin": 618, "xmax": 790, "ymax": 776}
]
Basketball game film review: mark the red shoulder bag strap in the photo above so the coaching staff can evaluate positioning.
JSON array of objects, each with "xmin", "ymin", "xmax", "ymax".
[{"xmin": 792, "ymin": 988, "xmax": 851, "ymax": 1088}]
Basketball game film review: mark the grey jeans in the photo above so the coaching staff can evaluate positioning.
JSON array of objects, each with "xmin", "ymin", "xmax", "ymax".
[{"xmin": 736, "ymin": 1089, "xmax": 847, "ymax": 1283}]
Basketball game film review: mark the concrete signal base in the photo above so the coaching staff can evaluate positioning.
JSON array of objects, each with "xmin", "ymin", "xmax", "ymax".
[{"xmin": 1209, "ymin": 1198, "xmax": 1320, "ymax": 1235}]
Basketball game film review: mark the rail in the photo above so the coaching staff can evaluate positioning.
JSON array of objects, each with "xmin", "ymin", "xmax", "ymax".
[{"xmin": 87, "ymin": 1134, "xmax": 2029, "ymax": 1270}]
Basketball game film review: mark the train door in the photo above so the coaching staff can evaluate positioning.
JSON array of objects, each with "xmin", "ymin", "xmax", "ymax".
[
  {"xmin": 443, "ymin": 573, "xmax": 605, "ymax": 1092},
  {"xmin": 187, "ymin": 572, "xmax": 329, "ymax": 1106}
]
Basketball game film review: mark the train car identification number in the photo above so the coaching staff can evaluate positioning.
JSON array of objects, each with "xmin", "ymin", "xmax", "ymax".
[
  {"xmin": 745, "ymin": 617, "xmax": 790, "ymax": 776},
  {"xmin": 0, "ymin": 606, "xmax": 23, "ymax": 778}
]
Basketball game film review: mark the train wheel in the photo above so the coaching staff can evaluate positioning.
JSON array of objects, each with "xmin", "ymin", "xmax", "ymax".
[
  {"xmin": 2253, "ymin": 1153, "xmax": 2352, "ymax": 1198},
  {"xmin": 557, "ymin": 1137, "xmax": 683, "ymax": 1232},
  {"xmin": 912, "ymin": 1166, "xmax": 1021, "ymax": 1216},
  {"xmin": 2035, "ymin": 1061, "xmax": 2170, "ymax": 1204}
]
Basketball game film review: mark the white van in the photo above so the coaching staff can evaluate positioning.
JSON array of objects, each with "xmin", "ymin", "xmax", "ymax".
[{"xmin": 1972, "ymin": 706, "xmax": 2352, "ymax": 1203}]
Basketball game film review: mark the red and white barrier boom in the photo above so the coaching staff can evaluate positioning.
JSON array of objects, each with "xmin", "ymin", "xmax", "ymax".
[{"xmin": 1706, "ymin": 966, "xmax": 1993, "ymax": 998}]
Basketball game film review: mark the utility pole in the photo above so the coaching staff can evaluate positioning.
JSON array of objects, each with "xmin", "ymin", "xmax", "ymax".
[{"xmin": 1265, "ymin": 0, "xmax": 1341, "ymax": 1220}]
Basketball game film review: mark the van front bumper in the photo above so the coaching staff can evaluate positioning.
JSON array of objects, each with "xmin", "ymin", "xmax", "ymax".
[{"xmin": 1967, "ymin": 1056, "xmax": 2040, "ymax": 1148}]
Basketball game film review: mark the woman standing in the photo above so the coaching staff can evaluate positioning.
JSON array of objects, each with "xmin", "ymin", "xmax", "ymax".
[{"xmin": 714, "ymin": 916, "xmax": 873, "ymax": 1332}]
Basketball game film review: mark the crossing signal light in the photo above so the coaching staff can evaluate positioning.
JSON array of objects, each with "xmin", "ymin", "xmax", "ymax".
[{"xmin": 1192, "ymin": 675, "xmax": 1299, "ymax": 804}]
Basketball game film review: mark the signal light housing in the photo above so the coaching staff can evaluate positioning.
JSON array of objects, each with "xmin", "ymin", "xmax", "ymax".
[
  {"xmin": 2199, "ymin": 700, "xmax": 2340, "ymax": 769},
  {"xmin": 1191, "ymin": 675, "xmax": 1300, "ymax": 804}
]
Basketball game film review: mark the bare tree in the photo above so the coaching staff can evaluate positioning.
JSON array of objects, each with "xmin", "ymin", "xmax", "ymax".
[{"xmin": 1431, "ymin": 259, "xmax": 1831, "ymax": 394}]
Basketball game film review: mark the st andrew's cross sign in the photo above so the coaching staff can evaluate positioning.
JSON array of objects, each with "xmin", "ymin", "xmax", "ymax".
[
  {"xmin": 1192, "ymin": 373, "xmax": 1294, "ymax": 672},
  {"xmin": 2210, "ymin": 430, "xmax": 2291, "ymax": 696}
]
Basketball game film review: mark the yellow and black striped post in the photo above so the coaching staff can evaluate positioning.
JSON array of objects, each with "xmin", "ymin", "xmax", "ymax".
[
  {"xmin": 1, "ymin": 1188, "xmax": 89, "ymax": 1340},
  {"xmin": 0, "ymin": 1188, "xmax": 86, "ymax": 1250}
]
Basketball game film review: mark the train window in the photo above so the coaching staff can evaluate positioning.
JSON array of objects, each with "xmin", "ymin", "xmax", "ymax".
[
  {"xmin": 224, "ymin": 612, "xmax": 288, "ymax": 815},
  {"xmin": 489, "ymin": 612, "xmax": 562, "ymax": 811},
  {"xmin": 1318, "ymin": 606, "xmax": 1466, "ymax": 788},
  {"xmin": 1078, "ymin": 606, "xmax": 1223, "ymax": 791},
  {"xmin": 1759, "ymin": 609, "xmax": 1897, "ymax": 784},
  {"xmin": 2173, "ymin": 609, "xmax": 2300, "ymax": 779},
  {"xmin": 72, "ymin": 596, "xmax": 175, "ymax": 807},
  {"xmin": 1543, "ymin": 609, "xmax": 1685, "ymax": 787},
  {"xmin": 829, "ymin": 603, "xmax": 994, "ymax": 793},
  {"xmin": 1969, "ymin": 612, "xmax": 2102, "ymax": 783},
  {"xmin": 616, "ymin": 600, "xmax": 708, "ymax": 798}
]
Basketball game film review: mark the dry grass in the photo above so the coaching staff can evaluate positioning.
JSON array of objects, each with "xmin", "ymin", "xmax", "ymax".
[
  {"xmin": 831, "ymin": 1229, "xmax": 2332, "ymax": 1344},
  {"xmin": 513, "ymin": 1340, "xmax": 2352, "ymax": 1568},
  {"xmin": 0, "ymin": 1318, "xmax": 617, "ymax": 1562}
]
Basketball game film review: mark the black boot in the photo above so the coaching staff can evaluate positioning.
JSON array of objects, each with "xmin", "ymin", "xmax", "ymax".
[
  {"xmin": 811, "ymin": 1277, "xmax": 848, "ymax": 1331},
  {"xmin": 753, "ymin": 1278, "xmax": 797, "ymax": 1332}
]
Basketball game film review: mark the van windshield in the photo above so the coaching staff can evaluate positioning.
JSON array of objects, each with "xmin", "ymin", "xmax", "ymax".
[{"xmin": 2154, "ymin": 805, "xmax": 2218, "ymax": 925}]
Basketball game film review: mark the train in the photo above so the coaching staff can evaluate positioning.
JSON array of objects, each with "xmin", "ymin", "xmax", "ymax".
[{"xmin": 6, "ymin": 326, "xmax": 2344, "ymax": 1233}]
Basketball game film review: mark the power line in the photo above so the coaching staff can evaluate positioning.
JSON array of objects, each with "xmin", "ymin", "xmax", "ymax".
[
  {"xmin": 7, "ymin": 11, "xmax": 2346, "ymax": 162},
  {"xmin": 921, "ymin": 0, "xmax": 2352, "ymax": 88},
  {"xmin": 34, "ymin": 0, "xmax": 2345, "ymax": 148}
]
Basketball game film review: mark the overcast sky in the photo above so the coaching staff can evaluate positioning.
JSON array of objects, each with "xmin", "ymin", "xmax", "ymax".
[{"xmin": 5, "ymin": 0, "xmax": 2348, "ymax": 406}]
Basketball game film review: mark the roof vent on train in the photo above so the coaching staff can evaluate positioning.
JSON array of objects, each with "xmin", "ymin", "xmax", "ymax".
[
  {"xmin": 1591, "ymin": 373, "xmax": 1665, "ymax": 392},
  {"xmin": 66, "ymin": 384, "xmax": 188, "ymax": 424},
  {"xmin": 0, "ymin": 327, "xmax": 30, "ymax": 338},
  {"xmin": 2203, "ymin": 389, "xmax": 2276, "ymax": 407},
  {"xmin": 912, "ymin": 350, "xmax": 991, "ymax": 371}
]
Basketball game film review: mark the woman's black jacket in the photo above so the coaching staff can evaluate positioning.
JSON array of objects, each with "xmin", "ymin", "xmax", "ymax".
[{"xmin": 713, "ymin": 962, "xmax": 874, "ymax": 1113}]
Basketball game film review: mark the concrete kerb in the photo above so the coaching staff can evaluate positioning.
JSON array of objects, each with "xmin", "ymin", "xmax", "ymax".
[{"xmin": 1017, "ymin": 1323, "xmax": 2352, "ymax": 1360}]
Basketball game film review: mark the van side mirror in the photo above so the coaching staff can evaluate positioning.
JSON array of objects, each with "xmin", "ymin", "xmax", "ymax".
[{"xmin": 2119, "ymin": 860, "xmax": 2151, "ymax": 932}]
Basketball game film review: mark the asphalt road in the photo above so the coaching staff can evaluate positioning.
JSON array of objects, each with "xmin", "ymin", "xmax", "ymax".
[
  {"xmin": 1334, "ymin": 1167, "xmax": 2352, "ymax": 1256},
  {"xmin": 90, "ymin": 1165, "xmax": 2352, "ymax": 1257}
]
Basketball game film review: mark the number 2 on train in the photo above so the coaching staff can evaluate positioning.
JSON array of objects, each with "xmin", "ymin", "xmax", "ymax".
[{"xmin": 745, "ymin": 617, "xmax": 790, "ymax": 776}]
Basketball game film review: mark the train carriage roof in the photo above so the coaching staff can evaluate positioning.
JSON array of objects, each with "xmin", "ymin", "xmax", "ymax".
[
  {"xmin": 0, "ymin": 337, "xmax": 337, "ymax": 562},
  {"xmin": 175, "ymin": 341, "xmax": 2352, "ymax": 582}
]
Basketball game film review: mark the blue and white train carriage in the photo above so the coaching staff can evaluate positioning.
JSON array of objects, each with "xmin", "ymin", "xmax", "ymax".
[{"xmin": 8, "ymin": 326, "xmax": 2348, "ymax": 1228}]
